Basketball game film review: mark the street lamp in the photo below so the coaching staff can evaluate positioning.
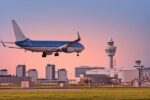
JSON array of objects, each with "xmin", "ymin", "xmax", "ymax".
[{"xmin": 134, "ymin": 60, "xmax": 144, "ymax": 87}]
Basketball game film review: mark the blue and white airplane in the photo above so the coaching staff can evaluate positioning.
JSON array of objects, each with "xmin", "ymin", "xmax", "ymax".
[{"xmin": 1, "ymin": 20, "xmax": 85, "ymax": 57}]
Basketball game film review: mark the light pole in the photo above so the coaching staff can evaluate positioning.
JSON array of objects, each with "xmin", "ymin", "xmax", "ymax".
[{"xmin": 134, "ymin": 60, "xmax": 144, "ymax": 87}]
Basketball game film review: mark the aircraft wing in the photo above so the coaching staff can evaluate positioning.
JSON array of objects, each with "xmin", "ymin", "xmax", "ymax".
[
  {"xmin": 1, "ymin": 42, "xmax": 15, "ymax": 44},
  {"xmin": 56, "ymin": 32, "xmax": 81, "ymax": 51}
]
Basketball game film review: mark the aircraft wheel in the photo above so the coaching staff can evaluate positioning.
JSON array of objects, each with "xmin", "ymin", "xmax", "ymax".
[
  {"xmin": 55, "ymin": 52, "xmax": 59, "ymax": 56},
  {"xmin": 42, "ymin": 52, "xmax": 47, "ymax": 57},
  {"xmin": 77, "ymin": 53, "xmax": 79, "ymax": 56}
]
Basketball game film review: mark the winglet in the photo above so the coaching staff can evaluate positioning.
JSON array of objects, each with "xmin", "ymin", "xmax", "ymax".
[
  {"xmin": 77, "ymin": 31, "xmax": 81, "ymax": 41},
  {"xmin": 1, "ymin": 40, "xmax": 6, "ymax": 47}
]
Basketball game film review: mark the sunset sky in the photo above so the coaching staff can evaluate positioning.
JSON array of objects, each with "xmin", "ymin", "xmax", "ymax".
[{"xmin": 0, "ymin": 0, "xmax": 150, "ymax": 79}]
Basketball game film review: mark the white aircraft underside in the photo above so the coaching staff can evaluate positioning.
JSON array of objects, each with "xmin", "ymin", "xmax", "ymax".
[{"xmin": 24, "ymin": 46, "xmax": 83, "ymax": 53}]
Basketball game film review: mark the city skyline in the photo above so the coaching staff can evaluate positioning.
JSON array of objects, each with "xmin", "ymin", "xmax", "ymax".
[
  {"xmin": 0, "ymin": 0, "xmax": 150, "ymax": 78},
  {"xmin": 0, "ymin": 64, "xmax": 67, "ymax": 80}
]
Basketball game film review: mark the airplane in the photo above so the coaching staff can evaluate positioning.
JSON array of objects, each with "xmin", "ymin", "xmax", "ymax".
[{"xmin": 1, "ymin": 20, "xmax": 85, "ymax": 57}]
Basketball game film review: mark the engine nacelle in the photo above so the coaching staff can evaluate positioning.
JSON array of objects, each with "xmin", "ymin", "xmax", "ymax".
[{"xmin": 62, "ymin": 47, "xmax": 75, "ymax": 53}]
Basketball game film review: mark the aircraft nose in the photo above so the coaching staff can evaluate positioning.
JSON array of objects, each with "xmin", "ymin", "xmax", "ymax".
[{"xmin": 81, "ymin": 45, "xmax": 85, "ymax": 51}]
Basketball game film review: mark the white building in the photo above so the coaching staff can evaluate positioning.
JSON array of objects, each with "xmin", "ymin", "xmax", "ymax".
[
  {"xmin": 16, "ymin": 65, "xmax": 26, "ymax": 77},
  {"xmin": 86, "ymin": 68, "xmax": 110, "ymax": 76},
  {"xmin": 46, "ymin": 64, "xmax": 55, "ymax": 80},
  {"xmin": 86, "ymin": 68, "xmax": 118, "ymax": 77},
  {"xmin": 85, "ymin": 67, "xmax": 139, "ymax": 84},
  {"xmin": 143, "ymin": 67, "xmax": 150, "ymax": 78},
  {"xmin": 0, "ymin": 69, "xmax": 8, "ymax": 76},
  {"xmin": 28, "ymin": 69, "xmax": 38, "ymax": 82},
  {"xmin": 58, "ymin": 69, "xmax": 67, "ymax": 82},
  {"xmin": 85, "ymin": 68, "xmax": 114, "ymax": 83},
  {"xmin": 117, "ymin": 68, "xmax": 138, "ymax": 83},
  {"xmin": 75, "ymin": 66, "xmax": 104, "ymax": 77}
]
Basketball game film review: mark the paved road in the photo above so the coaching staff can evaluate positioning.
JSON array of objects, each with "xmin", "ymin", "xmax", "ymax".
[{"xmin": 0, "ymin": 88, "xmax": 81, "ymax": 91}]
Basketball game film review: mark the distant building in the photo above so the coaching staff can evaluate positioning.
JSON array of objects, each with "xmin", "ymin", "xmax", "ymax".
[
  {"xmin": 0, "ymin": 69, "xmax": 8, "ymax": 76},
  {"xmin": 68, "ymin": 79, "xmax": 78, "ymax": 84},
  {"xmin": 0, "ymin": 75, "xmax": 31, "ymax": 85},
  {"xmin": 81, "ymin": 68, "xmax": 139, "ymax": 84},
  {"xmin": 55, "ymin": 71, "xmax": 58, "ymax": 79},
  {"xmin": 85, "ymin": 69, "xmax": 112, "ymax": 84},
  {"xmin": 37, "ymin": 79, "xmax": 51, "ymax": 84},
  {"xmin": 143, "ymin": 67, "xmax": 150, "ymax": 81},
  {"xmin": 84, "ymin": 74, "xmax": 112, "ymax": 84},
  {"xmin": 75, "ymin": 66, "xmax": 104, "ymax": 77},
  {"xmin": 117, "ymin": 68, "xmax": 138, "ymax": 83},
  {"xmin": 16, "ymin": 65, "xmax": 26, "ymax": 77},
  {"xmin": 28, "ymin": 69, "xmax": 38, "ymax": 82},
  {"xmin": 46, "ymin": 64, "xmax": 55, "ymax": 80},
  {"xmin": 58, "ymin": 69, "xmax": 67, "ymax": 83},
  {"xmin": 37, "ymin": 78, "xmax": 58, "ymax": 84},
  {"xmin": 143, "ymin": 67, "xmax": 150, "ymax": 77}
]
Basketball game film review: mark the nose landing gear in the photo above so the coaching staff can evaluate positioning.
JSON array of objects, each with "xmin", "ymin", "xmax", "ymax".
[{"xmin": 54, "ymin": 52, "xmax": 59, "ymax": 56}]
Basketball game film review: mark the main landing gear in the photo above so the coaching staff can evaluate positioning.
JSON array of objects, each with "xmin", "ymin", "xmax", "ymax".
[
  {"xmin": 42, "ymin": 52, "xmax": 47, "ymax": 57},
  {"xmin": 54, "ymin": 52, "xmax": 59, "ymax": 56},
  {"xmin": 77, "ymin": 53, "xmax": 80, "ymax": 56}
]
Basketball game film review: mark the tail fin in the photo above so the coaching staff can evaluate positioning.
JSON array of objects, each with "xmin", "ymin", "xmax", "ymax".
[{"xmin": 12, "ymin": 19, "xmax": 28, "ymax": 41}]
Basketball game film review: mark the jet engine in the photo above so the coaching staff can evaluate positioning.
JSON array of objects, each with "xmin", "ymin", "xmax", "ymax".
[{"xmin": 62, "ymin": 47, "xmax": 75, "ymax": 53}]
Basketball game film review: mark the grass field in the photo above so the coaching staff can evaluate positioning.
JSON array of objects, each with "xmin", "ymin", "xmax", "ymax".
[{"xmin": 0, "ymin": 88, "xmax": 150, "ymax": 100}]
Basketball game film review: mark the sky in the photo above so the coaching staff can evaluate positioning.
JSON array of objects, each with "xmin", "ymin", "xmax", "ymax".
[{"xmin": 0, "ymin": 0, "xmax": 150, "ymax": 79}]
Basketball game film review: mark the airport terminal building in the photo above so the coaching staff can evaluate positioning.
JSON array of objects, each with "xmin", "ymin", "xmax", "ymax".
[{"xmin": 76, "ymin": 66, "xmax": 143, "ymax": 84}]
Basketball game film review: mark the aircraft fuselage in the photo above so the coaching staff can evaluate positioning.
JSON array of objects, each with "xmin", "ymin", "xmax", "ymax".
[{"xmin": 15, "ymin": 40, "xmax": 84, "ymax": 53}]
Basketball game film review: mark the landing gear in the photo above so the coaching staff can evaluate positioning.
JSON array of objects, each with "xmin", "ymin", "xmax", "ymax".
[
  {"xmin": 77, "ymin": 53, "xmax": 79, "ymax": 56},
  {"xmin": 42, "ymin": 52, "xmax": 47, "ymax": 57},
  {"xmin": 54, "ymin": 52, "xmax": 59, "ymax": 56}
]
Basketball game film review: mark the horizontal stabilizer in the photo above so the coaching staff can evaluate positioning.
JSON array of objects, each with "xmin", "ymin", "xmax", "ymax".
[
  {"xmin": 0, "ymin": 40, "xmax": 22, "ymax": 49},
  {"xmin": 1, "ymin": 40, "xmax": 6, "ymax": 47}
]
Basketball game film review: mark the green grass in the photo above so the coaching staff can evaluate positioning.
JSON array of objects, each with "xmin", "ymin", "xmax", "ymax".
[{"xmin": 0, "ymin": 88, "xmax": 150, "ymax": 100}]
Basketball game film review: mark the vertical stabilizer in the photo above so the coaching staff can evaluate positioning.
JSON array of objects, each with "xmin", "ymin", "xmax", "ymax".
[{"xmin": 12, "ymin": 19, "xmax": 28, "ymax": 41}]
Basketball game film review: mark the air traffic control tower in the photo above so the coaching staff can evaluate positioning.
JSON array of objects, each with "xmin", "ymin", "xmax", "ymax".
[{"xmin": 105, "ymin": 39, "xmax": 117, "ymax": 69}]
